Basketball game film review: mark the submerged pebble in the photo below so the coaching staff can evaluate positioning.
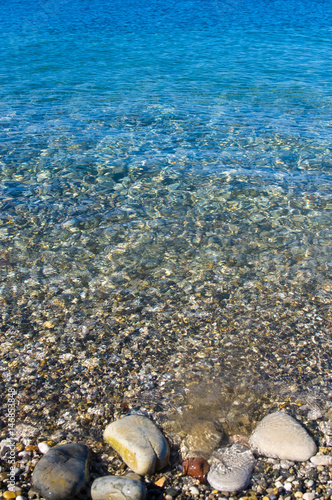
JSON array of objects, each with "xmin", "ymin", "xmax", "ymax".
[{"xmin": 182, "ymin": 420, "xmax": 223, "ymax": 456}]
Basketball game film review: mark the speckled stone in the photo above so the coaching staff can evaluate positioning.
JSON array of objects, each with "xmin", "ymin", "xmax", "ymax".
[
  {"xmin": 207, "ymin": 444, "xmax": 256, "ymax": 492},
  {"xmin": 249, "ymin": 412, "xmax": 317, "ymax": 461},
  {"xmin": 91, "ymin": 475, "xmax": 147, "ymax": 500},
  {"xmin": 32, "ymin": 443, "xmax": 90, "ymax": 500},
  {"xmin": 104, "ymin": 415, "xmax": 169, "ymax": 475}
]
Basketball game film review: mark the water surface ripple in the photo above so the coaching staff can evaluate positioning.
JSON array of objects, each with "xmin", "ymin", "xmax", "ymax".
[{"xmin": 0, "ymin": 0, "xmax": 331, "ymax": 425}]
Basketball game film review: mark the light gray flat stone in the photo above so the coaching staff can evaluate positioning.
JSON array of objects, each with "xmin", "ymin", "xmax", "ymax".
[
  {"xmin": 91, "ymin": 475, "xmax": 147, "ymax": 500},
  {"xmin": 104, "ymin": 415, "xmax": 169, "ymax": 475},
  {"xmin": 32, "ymin": 443, "xmax": 90, "ymax": 500},
  {"xmin": 310, "ymin": 454, "xmax": 332, "ymax": 466},
  {"xmin": 207, "ymin": 444, "xmax": 256, "ymax": 492},
  {"xmin": 303, "ymin": 493, "xmax": 316, "ymax": 500},
  {"xmin": 249, "ymin": 412, "xmax": 317, "ymax": 461}
]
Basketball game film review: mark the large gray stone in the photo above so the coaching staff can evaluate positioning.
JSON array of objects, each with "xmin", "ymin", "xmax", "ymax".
[
  {"xmin": 32, "ymin": 443, "xmax": 90, "ymax": 500},
  {"xmin": 207, "ymin": 444, "xmax": 256, "ymax": 492},
  {"xmin": 104, "ymin": 415, "xmax": 169, "ymax": 475},
  {"xmin": 249, "ymin": 412, "xmax": 317, "ymax": 461},
  {"xmin": 91, "ymin": 475, "xmax": 147, "ymax": 500}
]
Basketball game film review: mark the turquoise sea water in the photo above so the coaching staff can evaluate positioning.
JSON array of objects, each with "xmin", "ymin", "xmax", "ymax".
[{"xmin": 0, "ymin": 0, "xmax": 331, "ymax": 410}]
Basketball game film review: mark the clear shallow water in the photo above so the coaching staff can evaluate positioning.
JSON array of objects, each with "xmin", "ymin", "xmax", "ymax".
[{"xmin": 0, "ymin": 0, "xmax": 332, "ymax": 415}]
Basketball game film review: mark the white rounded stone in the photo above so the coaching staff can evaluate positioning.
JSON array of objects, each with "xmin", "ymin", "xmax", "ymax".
[
  {"xmin": 189, "ymin": 486, "xmax": 200, "ymax": 495},
  {"xmin": 207, "ymin": 444, "xmax": 256, "ymax": 492},
  {"xmin": 302, "ymin": 493, "xmax": 315, "ymax": 500},
  {"xmin": 280, "ymin": 460, "xmax": 292, "ymax": 469},
  {"xmin": 104, "ymin": 415, "xmax": 169, "ymax": 476},
  {"xmin": 310, "ymin": 454, "xmax": 332, "ymax": 466},
  {"xmin": 38, "ymin": 442, "xmax": 51, "ymax": 454},
  {"xmin": 91, "ymin": 475, "xmax": 147, "ymax": 500},
  {"xmin": 249, "ymin": 412, "xmax": 317, "ymax": 461}
]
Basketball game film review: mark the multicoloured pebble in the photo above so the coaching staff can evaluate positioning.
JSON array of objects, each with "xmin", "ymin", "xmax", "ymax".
[{"xmin": 104, "ymin": 415, "xmax": 169, "ymax": 475}]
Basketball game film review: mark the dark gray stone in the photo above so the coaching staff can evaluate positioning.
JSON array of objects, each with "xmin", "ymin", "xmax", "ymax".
[{"xmin": 32, "ymin": 443, "xmax": 90, "ymax": 500}]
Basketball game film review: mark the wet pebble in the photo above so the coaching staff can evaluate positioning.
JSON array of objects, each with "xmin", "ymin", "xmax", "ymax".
[
  {"xmin": 32, "ymin": 443, "xmax": 90, "ymax": 500},
  {"xmin": 182, "ymin": 421, "xmax": 222, "ymax": 456},
  {"xmin": 91, "ymin": 475, "xmax": 147, "ymax": 500},
  {"xmin": 182, "ymin": 457, "xmax": 210, "ymax": 483},
  {"xmin": 165, "ymin": 486, "xmax": 180, "ymax": 498}
]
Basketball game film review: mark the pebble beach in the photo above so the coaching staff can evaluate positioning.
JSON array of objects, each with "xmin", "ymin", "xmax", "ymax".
[{"xmin": 0, "ymin": 0, "xmax": 332, "ymax": 497}]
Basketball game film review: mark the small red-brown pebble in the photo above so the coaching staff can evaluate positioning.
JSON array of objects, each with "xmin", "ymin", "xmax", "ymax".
[{"xmin": 182, "ymin": 456, "xmax": 210, "ymax": 483}]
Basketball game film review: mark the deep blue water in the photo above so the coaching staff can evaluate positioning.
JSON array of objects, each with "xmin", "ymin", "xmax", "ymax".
[{"xmin": 1, "ymin": 0, "xmax": 332, "ymax": 167}]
